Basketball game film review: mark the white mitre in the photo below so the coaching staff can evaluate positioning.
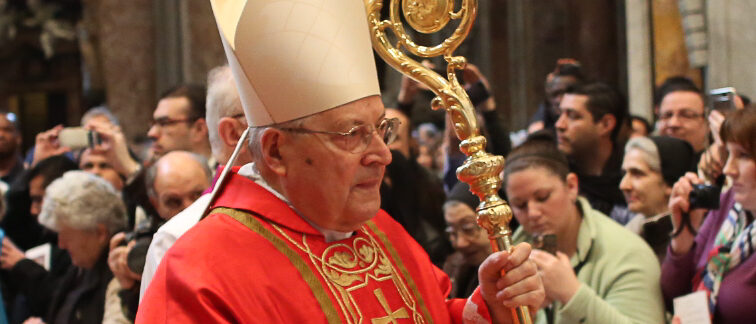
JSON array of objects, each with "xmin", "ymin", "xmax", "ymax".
[{"xmin": 210, "ymin": 0, "xmax": 381, "ymax": 126}]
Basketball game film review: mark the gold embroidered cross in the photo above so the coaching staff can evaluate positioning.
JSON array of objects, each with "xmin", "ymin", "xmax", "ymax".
[{"xmin": 371, "ymin": 288, "xmax": 409, "ymax": 324}]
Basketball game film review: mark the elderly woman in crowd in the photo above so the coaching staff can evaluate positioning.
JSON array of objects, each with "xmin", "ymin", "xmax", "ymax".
[
  {"xmin": 30, "ymin": 171, "xmax": 127, "ymax": 324},
  {"xmin": 505, "ymin": 135, "xmax": 664, "ymax": 324},
  {"xmin": 663, "ymin": 107, "xmax": 756, "ymax": 323},
  {"xmin": 619, "ymin": 136, "xmax": 696, "ymax": 261}
]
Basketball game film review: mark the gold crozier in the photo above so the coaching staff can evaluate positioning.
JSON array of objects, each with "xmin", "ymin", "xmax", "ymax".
[{"xmin": 364, "ymin": 0, "xmax": 532, "ymax": 323}]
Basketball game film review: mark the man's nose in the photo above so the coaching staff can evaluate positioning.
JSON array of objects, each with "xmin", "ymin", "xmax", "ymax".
[
  {"xmin": 555, "ymin": 113, "xmax": 567, "ymax": 131},
  {"xmin": 147, "ymin": 125, "xmax": 160, "ymax": 139},
  {"xmin": 363, "ymin": 132, "xmax": 392, "ymax": 166},
  {"xmin": 667, "ymin": 114, "xmax": 683, "ymax": 126}
]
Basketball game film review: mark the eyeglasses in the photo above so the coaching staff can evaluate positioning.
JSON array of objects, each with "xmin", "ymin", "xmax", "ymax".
[
  {"xmin": 658, "ymin": 110, "xmax": 704, "ymax": 121},
  {"xmin": 149, "ymin": 117, "xmax": 196, "ymax": 128},
  {"xmin": 445, "ymin": 221, "xmax": 483, "ymax": 241},
  {"xmin": 277, "ymin": 117, "xmax": 400, "ymax": 153}
]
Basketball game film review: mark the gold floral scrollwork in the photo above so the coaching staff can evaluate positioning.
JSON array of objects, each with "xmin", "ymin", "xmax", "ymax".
[
  {"xmin": 374, "ymin": 255, "xmax": 392, "ymax": 277},
  {"xmin": 324, "ymin": 268, "xmax": 362, "ymax": 287},
  {"xmin": 321, "ymin": 238, "xmax": 393, "ymax": 288},
  {"xmin": 329, "ymin": 251, "xmax": 358, "ymax": 269},
  {"xmin": 358, "ymin": 244, "xmax": 375, "ymax": 263}
]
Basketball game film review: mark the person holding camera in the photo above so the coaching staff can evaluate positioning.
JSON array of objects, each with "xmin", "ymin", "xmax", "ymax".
[
  {"xmin": 106, "ymin": 150, "xmax": 211, "ymax": 321},
  {"xmin": 662, "ymin": 107, "xmax": 756, "ymax": 323}
]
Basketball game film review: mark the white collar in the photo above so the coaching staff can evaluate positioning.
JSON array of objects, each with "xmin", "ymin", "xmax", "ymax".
[{"xmin": 238, "ymin": 163, "xmax": 353, "ymax": 242}]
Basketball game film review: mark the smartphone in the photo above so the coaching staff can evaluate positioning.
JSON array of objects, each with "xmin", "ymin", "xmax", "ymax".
[
  {"xmin": 709, "ymin": 87, "xmax": 737, "ymax": 112},
  {"xmin": 58, "ymin": 127, "xmax": 101, "ymax": 150}
]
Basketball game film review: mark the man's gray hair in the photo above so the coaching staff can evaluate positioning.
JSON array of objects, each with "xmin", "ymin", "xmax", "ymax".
[
  {"xmin": 206, "ymin": 65, "xmax": 245, "ymax": 159},
  {"xmin": 145, "ymin": 151, "xmax": 212, "ymax": 198},
  {"xmin": 38, "ymin": 171, "xmax": 127, "ymax": 235},
  {"xmin": 81, "ymin": 106, "xmax": 119, "ymax": 126},
  {"xmin": 624, "ymin": 136, "xmax": 661, "ymax": 173}
]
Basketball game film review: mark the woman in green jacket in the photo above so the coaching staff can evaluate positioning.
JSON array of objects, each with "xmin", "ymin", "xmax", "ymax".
[{"xmin": 503, "ymin": 135, "xmax": 665, "ymax": 324}]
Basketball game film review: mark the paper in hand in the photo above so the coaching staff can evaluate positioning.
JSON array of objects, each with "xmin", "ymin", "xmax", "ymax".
[{"xmin": 673, "ymin": 291, "xmax": 712, "ymax": 324}]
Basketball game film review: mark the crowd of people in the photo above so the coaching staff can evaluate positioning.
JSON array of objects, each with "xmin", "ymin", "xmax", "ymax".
[{"xmin": 0, "ymin": 5, "xmax": 753, "ymax": 324}]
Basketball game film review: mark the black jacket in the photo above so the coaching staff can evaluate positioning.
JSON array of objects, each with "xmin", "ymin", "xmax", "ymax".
[{"xmin": 45, "ymin": 249, "xmax": 112, "ymax": 324}]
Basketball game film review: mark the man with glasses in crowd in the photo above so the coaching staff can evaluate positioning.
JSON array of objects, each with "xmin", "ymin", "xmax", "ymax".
[
  {"xmin": 655, "ymin": 77, "xmax": 709, "ymax": 157},
  {"xmin": 137, "ymin": 1, "xmax": 544, "ymax": 322},
  {"xmin": 147, "ymin": 84, "xmax": 212, "ymax": 161}
]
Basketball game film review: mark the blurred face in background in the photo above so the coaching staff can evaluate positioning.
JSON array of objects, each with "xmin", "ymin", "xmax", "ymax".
[
  {"xmin": 29, "ymin": 175, "xmax": 45, "ymax": 217},
  {"xmin": 151, "ymin": 153, "xmax": 210, "ymax": 220},
  {"xmin": 555, "ymin": 94, "xmax": 601, "ymax": 158},
  {"xmin": 79, "ymin": 149, "xmax": 124, "ymax": 190},
  {"xmin": 444, "ymin": 202, "xmax": 490, "ymax": 266},
  {"xmin": 0, "ymin": 114, "xmax": 20, "ymax": 160},
  {"xmin": 546, "ymin": 75, "xmax": 579, "ymax": 113},
  {"xmin": 657, "ymin": 91, "xmax": 708, "ymax": 152},
  {"xmin": 385, "ymin": 108, "xmax": 410, "ymax": 158},
  {"xmin": 147, "ymin": 97, "xmax": 197, "ymax": 158}
]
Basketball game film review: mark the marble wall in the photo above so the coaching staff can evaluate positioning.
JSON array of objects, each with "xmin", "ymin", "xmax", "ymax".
[{"xmin": 706, "ymin": 0, "xmax": 756, "ymax": 100}]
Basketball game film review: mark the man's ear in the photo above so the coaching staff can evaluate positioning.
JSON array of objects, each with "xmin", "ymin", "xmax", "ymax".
[
  {"xmin": 191, "ymin": 118, "xmax": 210, "ymax": 142},
  {"xmin": 217, "ymin": 117, "xmax": 242, "ymax": 147},
  {"xmin": 597, "ymin": 114, "xmax": 617, "ymax": 138},
  {"xmin": 260, "ymin": 129, "xmax": 286, "ymax": 176},
  {"xmin": 96, "ymin": 223, "xmax": 110, "ymax": 246}
]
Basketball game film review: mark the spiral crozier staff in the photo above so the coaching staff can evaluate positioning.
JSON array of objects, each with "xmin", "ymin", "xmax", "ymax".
[{"xmin": 364, "ymin": 1, "xmax": 531, "ymax": 323}]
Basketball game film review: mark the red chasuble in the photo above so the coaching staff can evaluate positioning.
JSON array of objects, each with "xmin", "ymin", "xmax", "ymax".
[{"xmin": 137, "ymin": 171, "xmax": 492, "ymax": 323}]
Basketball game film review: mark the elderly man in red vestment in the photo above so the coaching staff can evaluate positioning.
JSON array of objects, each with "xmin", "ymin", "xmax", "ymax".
[{"xmin": 136, "ymin": 1, "xmax": 544, "ymax": 323}]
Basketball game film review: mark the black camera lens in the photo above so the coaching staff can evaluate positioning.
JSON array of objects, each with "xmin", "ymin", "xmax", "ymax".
[{"xmin": 689, "ymin": 184, "xmax": 721, "ymax": 210}]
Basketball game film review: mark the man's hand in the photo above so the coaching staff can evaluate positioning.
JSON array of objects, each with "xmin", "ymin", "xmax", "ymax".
[
  {"xmin": 87, "ymin": 120, "xmax": 141, "ymax": 178},
  {"xmin": 0, "ymin": 237, "xmax": 26, "ymax": 270},
  {"xmin": 530, "ymin": 250, "xmax": 580, "ymax": 305},
  {"xmin": 31, "ymin": 125, "xmax": 69, "ymax": 167},
  {"xmin": 479, "ymin": 242, "xmax": 545, "ymax": 324},
  {"xmin": 108, "ymin": 232, "xmax": 142, "ymax": 289}
]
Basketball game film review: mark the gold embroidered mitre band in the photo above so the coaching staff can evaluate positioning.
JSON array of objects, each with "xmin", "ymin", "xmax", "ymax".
[{"xmin": 210, "ymin": 0, "xmax": 381, "ymax": 126}]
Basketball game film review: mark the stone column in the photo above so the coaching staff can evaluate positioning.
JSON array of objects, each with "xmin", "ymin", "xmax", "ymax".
[
  {"xmin": 98, "ymin": 0, "xmax": 156, "ymax": 140},
  {"xmin": 155, "ymin": 0, "xmax": 225, "ymax": 94},
  {"xmin": 625, "ymin": 0, "xmax": 654, "ymax": 121},
  {"xmin": 182, "ymin": 0, "xmax": 226, "ymax": 84}
]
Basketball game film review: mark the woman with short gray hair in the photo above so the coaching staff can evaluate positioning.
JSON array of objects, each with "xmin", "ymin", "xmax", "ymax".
[
  {"xmin": 35, "ymin": 170, "xmax": 127, "ymax": 323},
  {"xmin": 39, "ymin": 171, "xmax": 127, "ymax": 239}
]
